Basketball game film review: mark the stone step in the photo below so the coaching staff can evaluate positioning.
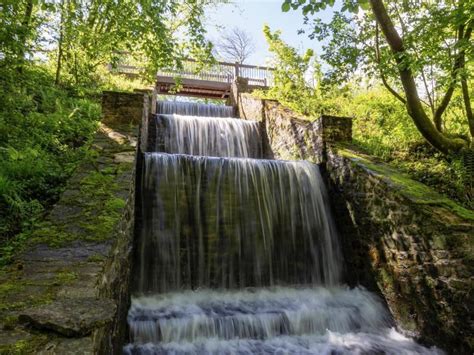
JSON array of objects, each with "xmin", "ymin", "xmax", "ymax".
[{"xmin": 127, "ymin": 287, "xmax": 390, "ymax": 344}]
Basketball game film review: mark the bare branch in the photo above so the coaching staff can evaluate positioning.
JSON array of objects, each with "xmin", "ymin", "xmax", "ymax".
[{"xmin": 215, "ymin": 27, "xmax": 255, "ymax": 64}]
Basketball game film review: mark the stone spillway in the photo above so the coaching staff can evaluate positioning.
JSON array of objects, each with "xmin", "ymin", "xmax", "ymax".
[{"xmin": 126, "ymin": 100, "xmax": 443, "ymax": 354}]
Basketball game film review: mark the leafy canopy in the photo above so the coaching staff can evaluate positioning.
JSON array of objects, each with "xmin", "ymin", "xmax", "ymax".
[{"xmin": 281, "ymin": 0, "xmax": 473, "ymax": 153}]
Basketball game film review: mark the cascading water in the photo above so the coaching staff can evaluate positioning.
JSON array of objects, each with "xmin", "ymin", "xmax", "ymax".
[
  {"xmin": 155, "ymin": 115, "xmax": 263, "ymax": 157},
  {"xmin": 136, "ymin": 154, "xmax": 341, "ymax": 293},
  {"xmin": 125, "ymin": 287, "xmax": 439, "ymax": 354},
  {"xmin": 126, "ymin": 100, "xmax": 443, "ymax": 354},
  {"xmin": 157, "ymin": 100, "xmax": 235, "ymax": 117}
]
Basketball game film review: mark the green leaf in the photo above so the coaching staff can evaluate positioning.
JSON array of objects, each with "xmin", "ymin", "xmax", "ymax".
[
  {"xmin": 302, "ymin": 4, "xmax": 312, "ymax": 15},
  {"xmin": 282, "ymin": 1, "xmax": 291, "ymax": 12},
  {"xmin": 358, "ymin": 0, "xmax": 370, "ymax": 10}
]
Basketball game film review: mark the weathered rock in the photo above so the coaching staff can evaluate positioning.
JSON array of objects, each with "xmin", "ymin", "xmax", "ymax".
[
  {"xmin": 102, "ymin": 91, "xmax": 145, "ymax": 125},
  {"xmin": 114, "ymin": 151, "xmax": 135, "ymax": 164},
  {"xmin": 41, "ymin": 337, "xmax": 94, "ymax": 354},
  {"xmin": 19, "ymin": 297, "xmax": 116, "ymax": 337}
]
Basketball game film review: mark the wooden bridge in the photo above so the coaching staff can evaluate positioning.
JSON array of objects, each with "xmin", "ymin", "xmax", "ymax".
[{"xmin": 113, "ymin": 59, "xmax": 274, "ymax": 99}]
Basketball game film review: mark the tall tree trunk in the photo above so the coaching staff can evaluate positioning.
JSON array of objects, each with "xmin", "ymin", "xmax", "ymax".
[
  {"xmin": 462, "ymin": 77, "xmax": 474, "ymax": 140},
  {"xmin": 369, "ymin": 0, "xmax": 467, "ymax": 154},
  {"xmin": 55, "ymin": 0, "xmax": 66, "ymax": 85},
  {"xmin": 17, "ymin": 0, "xmax": 34, "ymax": 72}
]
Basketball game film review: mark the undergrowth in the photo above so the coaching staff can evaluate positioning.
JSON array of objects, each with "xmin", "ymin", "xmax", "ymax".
[{"xmin": 0, "ymin": 65, "xmax": 101, "ymax": 250}]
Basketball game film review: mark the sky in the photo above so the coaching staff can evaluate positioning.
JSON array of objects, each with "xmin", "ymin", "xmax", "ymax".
[{"xmin": 204, "ymin": 0, "xmax": 335, "ymax": 66}]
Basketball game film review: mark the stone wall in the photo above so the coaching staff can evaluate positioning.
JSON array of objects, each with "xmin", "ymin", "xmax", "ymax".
[
  {"xmin": 238, "ymin": 93, "xmax": 474, "ymax": 353},
  {"xmin": 93, "ymin": 144, "xmax": 138, "ymax": 354},
  {"xmin": 102, "ymin": 90, "xmax": 148, "ymax": 126},
  {"xmin": 238, "ymin": 93, "xmax": 351, "ymax": 162},
  {"xmin": 325, "ymin": 147, "xmax": 473, "ymax": 353}
]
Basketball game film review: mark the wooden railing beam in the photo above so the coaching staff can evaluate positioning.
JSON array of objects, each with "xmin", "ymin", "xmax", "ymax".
[{"xmin": 110, "ymin": 58, "xmax": 274, "ymax": 87}]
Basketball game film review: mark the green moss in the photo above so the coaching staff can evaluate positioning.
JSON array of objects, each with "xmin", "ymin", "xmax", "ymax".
[
  {"xmin": 54, "ymin": 271, "xmax": 78, "ymax": 284},
  {"xmin": 29, "ymin": 221, "xmax": 74, "ymax": 247},
  {"xmin": 336, "ymin": 146, "xmax": 474, "ymax": 221},
  {"xmin": 2, "ymin": 315, "xmax": 18, "ymax": 330},
  {"xmin": 0, "ymin": 334, "xmax": 49, "ymax": 354},
  {"xmin": 105, "ymin": 197, "xmax": 126, "ymax": 210},
  {"xmin": 377, "ymin": 268, "xmax": 394, "ymax": 290},
  {"xmin": 0, "ymin": 276, "xmax": 54, "ymax": 313},
  {"xmin": 1, "ymin": 339, "xmax": 30, "ymax": 354},
  {"xmin": 87, "ymin": 254, "xmax": 105, "ymax": 262},
  {"xmin": 0, "ymin": 265, "xmax": 85, "ymax": 318},
  {"xmin": 21, "ymin": 161, "xmax": 129, "ymax": 249}
]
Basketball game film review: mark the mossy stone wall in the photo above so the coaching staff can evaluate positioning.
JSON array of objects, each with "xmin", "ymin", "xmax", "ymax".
[{"xmin": 325, "ymin": 146, "xmax": 473, "ymax": 353}]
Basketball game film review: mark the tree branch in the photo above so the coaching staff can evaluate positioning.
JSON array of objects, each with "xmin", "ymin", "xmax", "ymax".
[
  {"xmin": 420, "ymin": 68, "xmax": 435, "ymax": 115},
  {"xmin": 369, "ymin": 0, "xmax": 466, "ymax": 153},
  {"xmin": 433, "ymin": 23, "xmax": 472, "ymax": 132},
  {"xmin": 375, "ymin": 23, "xmax": 406, "ymax": 104}
]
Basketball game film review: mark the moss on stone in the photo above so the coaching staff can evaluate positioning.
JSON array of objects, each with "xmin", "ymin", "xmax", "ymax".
[
  {"xmin": 0, "ymin": 334, "xmax": 49, "ymax": 354},
  {"xmin": 0, "ymin": 277, "xmax": 54, "ymax": 313},
  {"xmin": 335, "ymin": 146, "xmax": 474, "ymax": 221},
  {"xmin": 29, "ymin": 222, "xmax": 74, "ymax": 247},
  {"xmin": 54, "ymin": 271, "xmax": 78, "ymax": 285},
  {"xmin": 87, "ymin": 254, "xmax": 105, "ymax": 262},
  {"xmin": 26, "ymin": 163, "xmax": 128, "ymax": 248}
]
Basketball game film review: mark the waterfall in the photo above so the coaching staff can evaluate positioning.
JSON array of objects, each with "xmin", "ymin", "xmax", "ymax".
[
  {"xmin": 136, "ymin": 153, "xmax": 341, "ymax": 293},
  {"xmin": 127, "ymin": 100, "xmax": 443, "ymax": 354},
  {"xmin": 154, "ymin": 114, "xmax": 263, "ymax": 158},
  {"xmin": 125, "ymin": 287, "xmax": 441, "ymax": 354},
  {"xmin": 157, "ymin": 100, "xmax": 234, "ymax": 117}
]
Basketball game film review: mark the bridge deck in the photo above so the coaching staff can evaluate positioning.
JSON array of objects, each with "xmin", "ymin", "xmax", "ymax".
[
  {"xmin": 111, "ymin": 59, "xmax": 273, "ymax": 99},
  {"xmin": 156, "ymin": 76, "xmax": 231, "ymax": 99}
]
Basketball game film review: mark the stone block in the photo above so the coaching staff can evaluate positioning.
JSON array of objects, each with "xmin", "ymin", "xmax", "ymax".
[
  {"xmin": 19, "ymin": 298, "xmax": 116, "ymax": 337},
  {"xmin": 102, "ymin": 90, "xmax": 148, "ymax": 126}
]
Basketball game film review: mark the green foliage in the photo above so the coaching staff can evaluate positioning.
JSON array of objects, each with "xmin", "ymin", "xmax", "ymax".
[
  {"xmin": 0, "ymin": 65, "xmax": 100, "ymax": 245},
  {"xmin": 283, "ymin": 0, "xmax": 472, "ymax": 94},
  {"xmin": 282, "ymin": 0, "xmax": 473, "ymax": 153},
  {"xmin": 260, "ymin": 25, "xmax": 471, "ymax": 206},
  {"xmin": 0, "ymin": 0, "xmax": 223, "ymax": 261},
  {"xmin": 49, "ymin": 0, "xmax": 217, "ymax": 86},
  {"xmin": 266, "ymin": 8, "xmax": 472, "ymax": 206},
  {"xmin": 341, "ymin": 87, "xmax": 471, "ymax": 207},
  {"xmin": 260, "ymin": 25, "xmax": 326, "ymax": 117},
  {"xmin": 2, "ymin": 1, "xmax": 221, "ymax": 87}
]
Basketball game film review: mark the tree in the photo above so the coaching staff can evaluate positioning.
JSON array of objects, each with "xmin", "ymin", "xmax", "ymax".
[
  {"xmin": 0, "ymin": 0, "xmax": 219, "ymax": 86},
  {"xmin": 50, "ymin": 0, "xmax": 217, "ymax": 85},
  {"xmin": 215, "ymin": 27, "xmax": 255, "ymax": 63},
  {"xmin": 282, "ymin": 0, "xmax": 473, "ymax": 154},
  {"xmin": 0, "ymin": 0, "xmax": 41, "ymax": 70},
  {"xmin": 262, "ymin": 25, "xmax": 323, "ymax": 115}
]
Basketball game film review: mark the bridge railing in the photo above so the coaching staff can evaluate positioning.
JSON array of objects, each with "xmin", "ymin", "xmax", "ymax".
[{"xmin": 111, "ymin": 58, "xmax": 274, "ymax": 87}]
